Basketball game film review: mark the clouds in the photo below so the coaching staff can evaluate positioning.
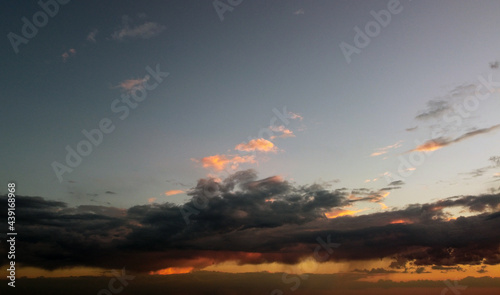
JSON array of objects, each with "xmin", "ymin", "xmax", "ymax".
[
  {"xmin": 86, "ymin": 29, "xmax": 98, "ymax": 43},
  {"xmin": 235, "ymin": 138, "xmax": 277, "ymax": 153},
  {"xmin": 370, "ymin": 140, "xmax": 402, "ymax": 157},
  {"xmin": 194, "ymin": 109, "xmax": 303, "ymax": 172},
  {"xmin": 293, "ymin": 9, "xmax": 305, "ymax": 15},
  {"xmin": 2, "ymin": 171, "xmax": 500, "ymax": 273},
  {"xmin": 415, "ymin": 84, "xmax": 477, "ymax": 121},
  {"xmin": 61, "ymin": 48, "xmax": 76, "ymax": 62},
  {"xmin": 111, "ymin": 15, "xmax": 165, "ymax": 41},
  {"xmin": 165, "ymin": 190, "xmax": 185, "ymax": 196},
  {"xmin": 409, "ymin": 124, "xmax": 500, "ymax": 152},
  {"xmin": 197, "ymin": 154, "xmax": 256, "ymax": 171},
  {"xmin": 113, "ymin": 76, "xmax": 150, "ymax": 92}
]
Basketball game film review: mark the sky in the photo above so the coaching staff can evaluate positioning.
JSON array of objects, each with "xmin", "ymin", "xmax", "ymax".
[{"xmin": 1, "ymin": 0, "xmax": 500, "ymax": 294}]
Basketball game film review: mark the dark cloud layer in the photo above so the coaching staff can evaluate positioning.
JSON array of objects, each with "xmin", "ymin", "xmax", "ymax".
[{"xmin": 1, "ymin": 170, "xmax": 500, "ymax": 272}]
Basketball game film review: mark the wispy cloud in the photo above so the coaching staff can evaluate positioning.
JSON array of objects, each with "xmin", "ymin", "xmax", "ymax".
[
  {"xmin": 288, "ymin": 111, "xmax": 303, "ymax": 121},
  {"xmin": 235, "ymin": 138, "xmax": 277, "ymax": 153},
  {"xmin": 409, "ymin": 124, "xmax": 500, "ymax": 152},
  {"xmin": 370, "ymin": 140, "xmax": 403, "ymax": 157},
  {"xmin": 293, "ymin": 9, "xmax": 305, "ymax": 15},
  {"xmin": 86, "ymin": 29, "xmax": 98, "ymax": 42},
  {"xmin": 112, "ymin": 15, "xmax": 165, "ymax": 41},
  {"xmin": 113, "ymin": 76, "xmax": 149, "ymax": 92},
  {"xmin": 269, "ymin": 125, "xmax": 295, "ymax": 139},
  {"xmin": 415, "ymin": 84, "xmax": 476, "ymax": 121}
]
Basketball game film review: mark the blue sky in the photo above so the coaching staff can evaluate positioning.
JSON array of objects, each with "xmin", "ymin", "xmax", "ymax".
[{"xmin": 2, "ymin": 0, "xmax": 500, "ymax": 212}]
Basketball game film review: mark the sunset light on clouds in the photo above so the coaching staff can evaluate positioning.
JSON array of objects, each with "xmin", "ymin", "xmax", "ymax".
[{"xmin": 2, "ymin": 1, "xmax": 500, "ymax": 294}]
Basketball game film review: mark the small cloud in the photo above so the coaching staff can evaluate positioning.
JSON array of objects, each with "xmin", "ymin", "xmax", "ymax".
[
  {"xmin": 490, "ymin": 61, "xmax": 499, "ymax": 69},
  {"xmin": 86, "ymin": 29, "xmax": 98, "ymax": 42},
  {"xmin": 389, "ymin": 180, "xmax": 405, "ymax": 186},
  {"xmin": 293, "ymin": 9, "xmax": 305, "ymax": 15},
  {"xmin": 370, "ymin": 140, "xmax": 403, "ymax": 157},
  {"xmin": 165, "ymin": 190, "xmax": 185, "ymax": 196},
  {"xmin": 195, "ymin": 154, "xmax": 256, "ymax": 171},
  {"xmin": 490, "ymin": 156, "xmax": 500, "ymax": 167},
  {"xmin": 148, "ymin": 198, "xmax": 157, "ymax": 203},
  {"xmin": 113, "ymin": 76, "xmax": 149, "ymax": 92},
  {"xmin": 235, "ymin": 139, "xmax": 278, "ymax": 153},
  {"xmin": 289, "ymin": 111, "xmax": 303, "ymax": 121},
  {"xmin": 270, "ymin": 125, "xmax": 295, "ymax": 139},
  {"xmin": 413, "ymin": 267, "xmax": 430, "ymax": 274},
  {"xmin": 406, "ymin": 126, "xmax": 418, "ymax": 132},
  {"xmin": 112, "ymin": 15, "xmax": 165, "ymax": 41},
  {"xmin": 105, "ymin": 191, "xmax": 116, "ymax": 194},
  {"xmin": 61, "ymin": 48, "xmax": 76, "ymax": 62}
]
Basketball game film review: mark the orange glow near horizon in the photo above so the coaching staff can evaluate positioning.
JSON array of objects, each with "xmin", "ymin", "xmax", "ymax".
[
  {"xmin": 149, "ymin": 267, "xmax": 194, "ymax": 275},
  {"xmin": 390, "ymin": 219, "xmax": 413, "ymax": 224}
]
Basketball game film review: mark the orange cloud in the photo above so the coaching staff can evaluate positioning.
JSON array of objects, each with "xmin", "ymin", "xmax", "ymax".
[
  {"xmin": 165, "ymin": 190, "xmax": 185, "ymax": 196},
  {"xmin": 148, "ymin": 198, "xmax": 157, "ymax": 203},
  {"xmin": 409, "ymin": 124, "xmax": 500, "ymax": 152},
  {"xmin": 370, "ymin": 140, "xmax": 402, "ymax": 157},
  {"xmin": 115, "ymin": 76, "xmax": 149, "ymax": 92},
  {"xmin": 411, "ymin": 139, "xmax": 445, "ymax": 152},
  {"xmin": 235, "ymin": 138, "xmax": 277, "ymax": 153},
  {"xmin": 288, "ymin": 111, "xmax": 303, "ymax": 121},
  {"xmin": 197, "ymin": 154, "xmax": 256, "ymax": 171},
  {"xmin": 325, "ymin": 208, "xmax": 366, "ymax": 219},
  {"xmin": 149, "ymin": 267, "xmax": 193, "ymax": 275},
  {"xmin": 270, "ymin": 125, "xmax": 295, "ymax": 139}
]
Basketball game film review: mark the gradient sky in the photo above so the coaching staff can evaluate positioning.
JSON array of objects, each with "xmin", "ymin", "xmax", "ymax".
[
  {"xmin": 2, "ymin": 0, "xmax": 500, "ymax": 208},
  {"xmin": 2, "ymin": 0, "xmax": 500, "ymax": 293}
]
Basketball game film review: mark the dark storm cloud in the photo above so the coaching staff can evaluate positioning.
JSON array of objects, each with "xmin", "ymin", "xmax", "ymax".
[{"xmin": 1, "ymin": 171, "xmax": 500, "ymax": 273}]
